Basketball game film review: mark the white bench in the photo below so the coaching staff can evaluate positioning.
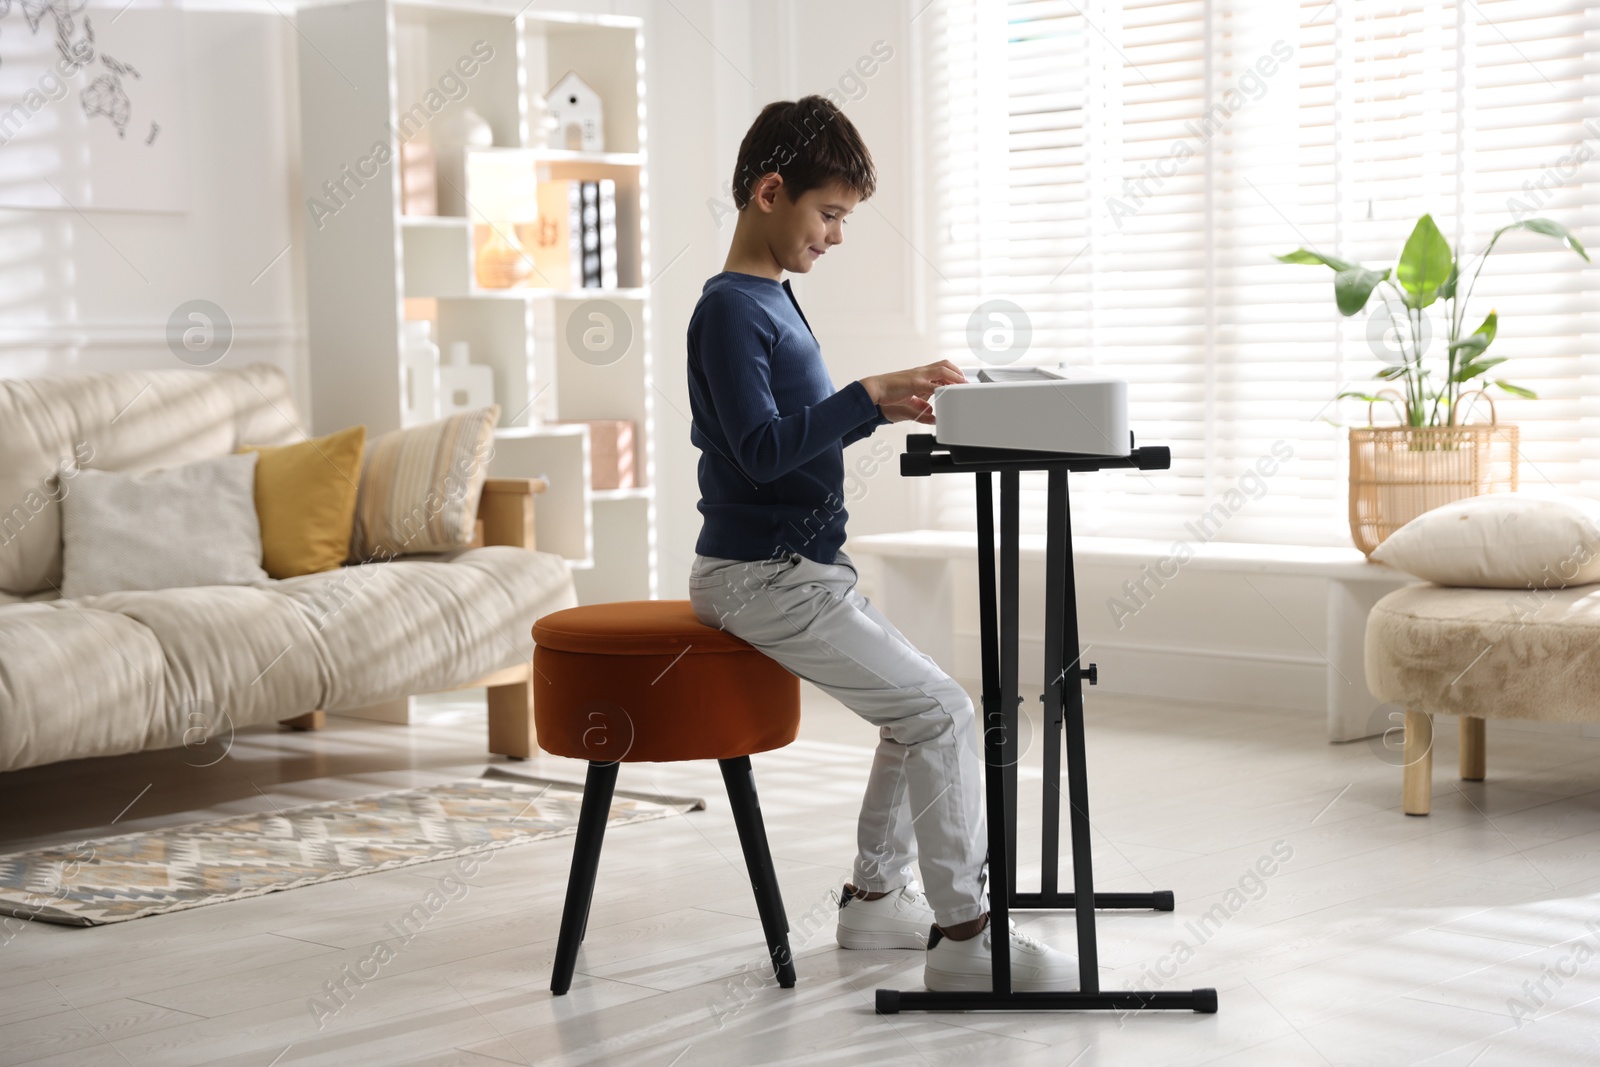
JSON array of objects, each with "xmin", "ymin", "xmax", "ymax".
[{"xmin": 845, "ymin": 530, "xmax": 1417, "ymax": 742}]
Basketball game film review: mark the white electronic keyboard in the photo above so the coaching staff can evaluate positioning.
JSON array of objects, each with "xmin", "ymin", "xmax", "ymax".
[{"xmin": 930, "ymin": 364, "xmax": 1130, "ymax": 457}]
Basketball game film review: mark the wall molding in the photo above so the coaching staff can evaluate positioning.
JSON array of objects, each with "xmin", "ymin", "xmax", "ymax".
[{"xmin": 0, "ymin": 323, "xmax": 303, "ymax": 350}]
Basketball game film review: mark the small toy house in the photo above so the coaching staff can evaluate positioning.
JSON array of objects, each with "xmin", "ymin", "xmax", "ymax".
[{"xmin": 544, "ymin": 71, "xmax": 604, "ymax": 152}]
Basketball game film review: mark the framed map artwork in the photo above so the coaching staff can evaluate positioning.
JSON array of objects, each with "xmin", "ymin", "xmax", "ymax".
[{"xmin": 0, "ymin": 0, "xmax": 188, "ymax": 212}]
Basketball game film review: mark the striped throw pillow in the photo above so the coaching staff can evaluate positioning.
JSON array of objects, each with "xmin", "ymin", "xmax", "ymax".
[{"xmin": 349, "ymin": 406, "xmax": 499, "ymax": 561}]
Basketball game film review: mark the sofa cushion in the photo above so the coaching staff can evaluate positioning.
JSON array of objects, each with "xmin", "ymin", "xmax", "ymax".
[
  {"xmin": 78, "ymin": 583, "xmax": 327, "ymax": 739},
  {"xmin": 0, "ymin": 546, "xmax": 576, "ymax": 772},
  {"xmin": 61, "ymin": 453, "xmax": 269, "ymax": 598},
  {"xmin": 270, "ymin": 546, "xmax": 568, "ymax": 712},
  {"xmin": 1365, "ymin": 582, "xmax": 1600, "ymax": 724},
  {"xmin": 0, "ymin": 364, "xmax": 302, "ymax": 598},
  {"xmin": 349, "ymin": 407, "xmax": 499, "ymax": 561},
  {"xmin": 242, "ymin": 425, "xmax": 366, "ymax": 579},
  {"xmin": 0, "ymin": 604, "xmax": 168, "ymax": 772}
]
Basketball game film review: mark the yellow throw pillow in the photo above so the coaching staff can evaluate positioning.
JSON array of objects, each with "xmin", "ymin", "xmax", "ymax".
[{"xmin": 240, "ymin": 425, "xmax": 366, "ymax": 579}]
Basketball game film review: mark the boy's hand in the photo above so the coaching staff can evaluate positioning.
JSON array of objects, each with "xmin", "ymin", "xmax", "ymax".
[
  {"xmin": 879, "ymin": 396, "xmax": 935, "ymax": 424},
  {"xmin": 860, "ymin": 361, "xmax": 967, "ymax": 406}
]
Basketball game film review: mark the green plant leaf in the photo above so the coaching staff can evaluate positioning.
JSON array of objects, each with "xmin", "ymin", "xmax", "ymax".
[
  {"xmin": 1333, "ymin": 267, "xmax": 1389, "ymax": 316},
  {"xmin": 1452, "ymin": 356, "xmax": 1509, "ymax": 382},
  {"xmin": 1338, "ymin": 391, "xmax": 1405, "ymax": 424},
  {"xmin": 1275, "ymin": 248, "xmax": 1356, "ymax": 271},
  {"xmin": 1495, "ymin": 380, "xmax": 1537, "ymax": 399},
  {"xmin": 1396, "ymin": 214, "xmax": 1454, "ymax": 308},
  {"xmin": 1495, "ymin": 218, "xmax": 1591, "ymax": 263},
  {"xmin": 1374, "ymin": 365, "xmax": 1409, "ymax": 380},
  {"xmin": 1473, "ymin": 309, "xmax": 1498, "ymax": 347},
  {"xmin": 1439, "ymin": 261, "xmax": 1460, "ymax": 301},
  {"xmin": 1447, "ymin": 310, "xmax": 1498, "ymax": 361}
]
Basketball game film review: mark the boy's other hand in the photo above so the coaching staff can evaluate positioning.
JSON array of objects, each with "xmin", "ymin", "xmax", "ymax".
[
  {"xmin": 860, "ymin": 361, "xmax": 967, "ymax": 406},
  {"xmin": 880, "ymin": 395, "xmax": 935, "ymax": 424}
]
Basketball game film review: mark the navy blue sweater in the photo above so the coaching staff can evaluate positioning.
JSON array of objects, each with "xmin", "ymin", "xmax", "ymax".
[{"xmin": 687, "ymin": 271, "xmax": 890, "ymax": 565}]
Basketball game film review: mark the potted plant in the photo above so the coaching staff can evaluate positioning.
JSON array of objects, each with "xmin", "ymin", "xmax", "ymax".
[{"xmin": 1278, "ymin": 215, "xmax": 1588, "ymax": 555}]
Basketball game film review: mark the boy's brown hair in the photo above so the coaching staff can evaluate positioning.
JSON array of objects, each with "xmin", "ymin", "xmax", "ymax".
[{"xmin": 731, "ymin": 94, "xmax": 876, "ymax": 212}]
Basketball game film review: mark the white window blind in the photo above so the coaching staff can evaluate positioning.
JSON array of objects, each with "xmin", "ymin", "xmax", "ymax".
[{"xmin": 923, "ymin": 0, "xmax": 1600, "ymax": 545}]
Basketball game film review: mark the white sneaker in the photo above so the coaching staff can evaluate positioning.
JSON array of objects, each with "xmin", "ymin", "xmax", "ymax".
[
  {"xmin": 924, "ymin": 918, "xmax": 1079, "ymax": 992},
  {"xmin": 835, "ymin": 882, "xmax": 936, "ymax": 950}
]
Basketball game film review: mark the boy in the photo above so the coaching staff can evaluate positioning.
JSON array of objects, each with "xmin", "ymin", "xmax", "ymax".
[{"xmin": 685, "ymin": 95, "xmax": 1076, "ymax": 992}]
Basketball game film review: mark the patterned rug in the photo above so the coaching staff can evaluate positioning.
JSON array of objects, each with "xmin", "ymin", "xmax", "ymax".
[{"xmin": 0, "ymin": 775, "xmax": 704, "ymax": 927}]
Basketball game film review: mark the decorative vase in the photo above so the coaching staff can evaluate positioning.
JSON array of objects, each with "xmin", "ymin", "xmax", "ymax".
[
  {"xmin": 475, "ymin": 224, "xmax": 533, "ymax": 289},
  {"xmin": 1348, "ymin": 391, "xmax": 1519, "ymax": 557},
  {"xmin": 528, "ymin": 92, "xmax": 559, "ymax": 152},
  {"xmin": 400, "ymin": 320, "xmax": 440, "ymax": 427},
  {"xmin": 438, "ymin": 340, "xmax": 495, "ymax": 417}
]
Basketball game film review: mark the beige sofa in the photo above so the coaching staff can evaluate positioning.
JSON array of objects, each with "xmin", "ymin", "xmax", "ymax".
[{"xmin": 0, "ymin": 363, "xmax": 577, "ymax": 773}]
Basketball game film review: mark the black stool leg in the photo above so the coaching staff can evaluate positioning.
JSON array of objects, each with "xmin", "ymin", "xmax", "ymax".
[
  {"xmin": 551, "ymin": 760, "xmax": 619, "ymax": 995},
  {"xmin": 719, "ymin": 756, "xmax": 796, "ymax": 989}
]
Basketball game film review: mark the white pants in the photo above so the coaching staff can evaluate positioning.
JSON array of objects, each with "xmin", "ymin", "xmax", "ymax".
[{"xmin": 688, "ymin": 548, "xmax": 989, "ymax": 927}]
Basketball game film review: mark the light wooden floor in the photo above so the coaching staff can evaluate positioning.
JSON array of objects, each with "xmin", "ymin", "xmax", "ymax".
[{"xmin": 3, "ymin": 685, "xmax": 1600, "ymax": 1066}]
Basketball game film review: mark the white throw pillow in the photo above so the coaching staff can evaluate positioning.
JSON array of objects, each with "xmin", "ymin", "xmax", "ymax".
[
  {"xmin": 1371, "ymin": 492, "xmax": 1600, "ymax": 589},
  {"xmin": 60, "ymin": 453, "xmax": 268, "ymax": 598}
]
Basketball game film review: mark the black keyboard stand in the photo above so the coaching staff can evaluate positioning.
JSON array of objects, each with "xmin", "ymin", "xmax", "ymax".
[{"xmin": 875, "ymin": 433, "xmax": 1217, "ymax": 1016}]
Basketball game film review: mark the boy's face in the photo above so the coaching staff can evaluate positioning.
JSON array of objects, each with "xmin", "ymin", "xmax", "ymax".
[{"xmin": 747, "ymin": 175, "xmax": 858, "ymax": 275}]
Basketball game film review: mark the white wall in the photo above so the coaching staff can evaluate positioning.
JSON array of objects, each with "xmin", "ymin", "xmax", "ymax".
[
  {"xmin": 774, "ymin": 2, "xmax": 937, "ymax": 571},
  {"xmin": 0, "ymin": 6, "xmax": 308, "ymax": 418},
  {"xmin": 634, "ymin": 0, "xmax": 936, "ymax": 596}
]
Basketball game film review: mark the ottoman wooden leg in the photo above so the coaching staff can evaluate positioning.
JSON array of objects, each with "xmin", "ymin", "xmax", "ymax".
[
  {"xmin": 280, "ymin": 711, "xmax": 324, "ymax": 731},
  {"xmin": 551, "ymin": 760, "xmax": 619, "ymax": 995},
  {"xmin": 488, "ymin": 677, "xmax": 537, "ymax": 760},
  {"xmin": 1460, "ymin": 716, "xmax": 1486, "ymax": 782},
  {"xmin": 720, "ymin": 756, "xmax": 797, "ymax": 989},
  {"xmin": 1403, "ymin": 710, "xmax": 1433, "ymax": 816}
]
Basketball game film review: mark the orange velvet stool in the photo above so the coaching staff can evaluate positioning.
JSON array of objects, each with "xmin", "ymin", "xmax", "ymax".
[
  {"xmin": 532, "ymin": 600, "xmax": 800, "ymax": 762},
  {"xmin": 533, "ymin": 601, "xmax": 802, "ymax": 994}
]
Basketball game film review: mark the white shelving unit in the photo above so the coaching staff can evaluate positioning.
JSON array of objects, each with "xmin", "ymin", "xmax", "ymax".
[{"xmin": 296, "ymin": 0, "xmax": 656, "ymax": 604}]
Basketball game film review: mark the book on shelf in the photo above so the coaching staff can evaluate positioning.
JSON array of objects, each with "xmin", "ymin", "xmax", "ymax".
[
  {"xmin": 530, "ymin": 178, "xmax": 618, "ymax": 291},
  {"xmin": 579, "ymin": 179, "xmax": 618, "ymax": 289},
  {"xmin": 530, "ymin": 179, "xmax": 573, "ymax": 289}
]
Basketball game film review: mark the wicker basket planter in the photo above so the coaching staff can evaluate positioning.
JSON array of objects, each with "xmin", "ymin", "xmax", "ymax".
[{"xmin": 1348, "ymin": 393, "xmax": 1519, "ymax": 557}]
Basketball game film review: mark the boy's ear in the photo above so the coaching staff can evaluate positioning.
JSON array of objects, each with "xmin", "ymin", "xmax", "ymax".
[{"xmin": 750, "ymin": 172, "xmax": 784, "ymax": 213}]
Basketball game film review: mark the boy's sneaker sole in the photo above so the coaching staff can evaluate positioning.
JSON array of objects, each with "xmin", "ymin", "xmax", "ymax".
[
  {"xmin": 922, "ymin": 921, "xmax": 1080, "ymax": 992},
  {"xmin": 836, "ymin": 927, "xmax": 928, "ymax": 951}
]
